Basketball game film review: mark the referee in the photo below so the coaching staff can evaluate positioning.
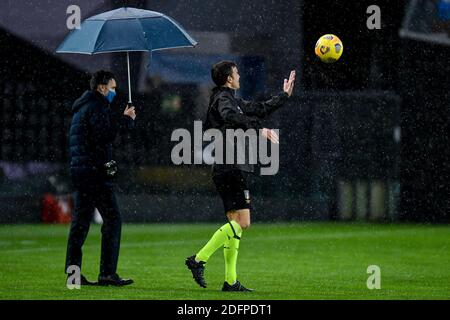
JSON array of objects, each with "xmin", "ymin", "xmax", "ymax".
[{"xmin": 186, "ymin": 61, "xmax": 296, "ymax": 291}]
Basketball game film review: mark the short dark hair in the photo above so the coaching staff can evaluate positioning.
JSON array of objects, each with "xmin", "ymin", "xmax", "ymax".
[
  {"xmin": 90, "ymin": 70, "xmax": 115, "ymax": 90},
  {"xmin": 211, "ymin": 61, "xmax": 237, "ymax": 87}
]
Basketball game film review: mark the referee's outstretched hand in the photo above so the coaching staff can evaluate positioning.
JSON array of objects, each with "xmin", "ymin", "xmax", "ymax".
[{"xmin": 283, "ymin": 70, "xmax": 296, "ymax": 97}]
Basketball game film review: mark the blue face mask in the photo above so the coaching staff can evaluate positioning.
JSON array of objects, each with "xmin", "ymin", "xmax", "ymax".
[{"xmin": 106, "ymin": 89, "xmax": 116, "ymax": 103}]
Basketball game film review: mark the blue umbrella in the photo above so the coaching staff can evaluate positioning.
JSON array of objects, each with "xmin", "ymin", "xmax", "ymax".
[{"xmin": 56, "ymin": 7, "xmax": 197, "ymax": 103}]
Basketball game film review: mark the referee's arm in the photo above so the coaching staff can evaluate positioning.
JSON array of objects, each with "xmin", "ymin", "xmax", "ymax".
[
  {"xmin": 216, "ymin": 95, "xmax": 263, "ymax": 131},
  {"xmin": 237, "ymin": 91, "xmax": 289, "ymax": 118},
  {"xmin": 239, "ymin": 70, "xmax": 296, "ymax": 118}
]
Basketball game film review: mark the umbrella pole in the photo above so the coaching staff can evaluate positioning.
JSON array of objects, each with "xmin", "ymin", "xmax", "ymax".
[{"xmin": 127, "ymin": 51, "xmax": 132, "ymax": 104}]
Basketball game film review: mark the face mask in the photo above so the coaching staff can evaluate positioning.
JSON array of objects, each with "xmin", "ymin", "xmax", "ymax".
[{"xmin": 106, "ymin": 89, "xmax": 116, "ymax": 103}]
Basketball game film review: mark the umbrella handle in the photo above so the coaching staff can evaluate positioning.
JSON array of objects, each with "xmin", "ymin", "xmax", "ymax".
[{"xmin": 127, "ymin": 51, "xmax": 132, "ymax": 104}]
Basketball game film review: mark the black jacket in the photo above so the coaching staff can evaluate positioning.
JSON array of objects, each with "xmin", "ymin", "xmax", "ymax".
[
  {"xmin": 205, "ymin": 87, "xmax": 289, "ymax": 175},
  {"xmin": 69, "ymin": 90, "xmax": 133, "ymax": 185}
]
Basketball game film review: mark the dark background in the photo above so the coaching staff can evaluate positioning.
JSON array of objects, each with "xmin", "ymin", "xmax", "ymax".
[{"xmin": 0, "ymin": 0, "xmax": 449, "ymax": 223}]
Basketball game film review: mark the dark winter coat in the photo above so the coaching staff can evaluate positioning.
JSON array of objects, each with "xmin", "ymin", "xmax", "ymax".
[
  {"xmin": 205, "ymin": 86, "xmax": 289, "ymax": 175},
  {"xmin": 69, "ymin": 90, "xmax": 133, "ymax": 186}
]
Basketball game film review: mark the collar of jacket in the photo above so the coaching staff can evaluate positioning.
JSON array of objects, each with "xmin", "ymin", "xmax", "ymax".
[
  {"xmin": 214, "ymin": 86, "xmax": 236, "ymax": 96},
  {"xmin": 92, "ymin": 90, "xmax": 110, "ymax": 106}
]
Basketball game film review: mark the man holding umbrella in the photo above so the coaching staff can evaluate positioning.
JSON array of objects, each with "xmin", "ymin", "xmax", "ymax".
[
  {"xmin": 57, "ymin": 6, "xmax": 197, "ymax": 287},
  {"xmin": 65, "ymin": 70, "xmax": 136, "ymax": 286}
]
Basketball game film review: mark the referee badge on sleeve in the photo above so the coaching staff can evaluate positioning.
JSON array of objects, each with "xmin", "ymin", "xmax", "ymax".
[{"xmin": 244, "ymin": 190, "xmax": 251, "ymax": 204}]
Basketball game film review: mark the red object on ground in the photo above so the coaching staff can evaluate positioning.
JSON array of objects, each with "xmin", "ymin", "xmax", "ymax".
[{"xmin": 41, "ymin": 193, "xmax": 72, "ymax": 224}]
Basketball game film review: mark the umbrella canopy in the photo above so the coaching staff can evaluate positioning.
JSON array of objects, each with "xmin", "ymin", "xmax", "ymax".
[{"xmin": 56, "ymin": 7, "xmax": 197, "ymax": 103}]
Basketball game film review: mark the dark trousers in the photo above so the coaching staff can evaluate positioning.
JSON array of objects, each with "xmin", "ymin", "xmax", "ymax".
[{"xmin": 65, "ymin": 182, "xmax": 122, "ymax": 276}]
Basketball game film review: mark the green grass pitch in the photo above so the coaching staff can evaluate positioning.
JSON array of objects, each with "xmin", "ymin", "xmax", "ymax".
[{"xmin": 0, "ymin": 222, "xmax": 449, "ymax": 300}]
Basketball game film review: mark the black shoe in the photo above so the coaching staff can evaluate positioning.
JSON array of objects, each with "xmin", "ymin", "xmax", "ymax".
[
  {"xmin": 80, "ymin": 274, "xmax": 97, "ymax": 286},
  {"xmin": 222, "ymin": 281, "xmax": 253, "ymax": 292},
  {"xmin": 98, "ymin": 273, "xmax": 134, "ymax": 286},
  {"xmin": 185, "ymin": 255, "xmax": 207, "ymax": 288},
  {"xmin": 66, "ymin": 274, "xmax": 97, "ymax": 286}
]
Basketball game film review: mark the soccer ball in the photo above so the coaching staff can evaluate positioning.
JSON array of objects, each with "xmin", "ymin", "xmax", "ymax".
[{"xmin": 315, "ymin": 34, "xmax": 343, "ymax": 63}]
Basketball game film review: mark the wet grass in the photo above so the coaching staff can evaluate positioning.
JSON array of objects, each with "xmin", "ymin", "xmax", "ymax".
[{"xmin": 0, "ymin": 222, "xmax": 449, "ymax": 300}]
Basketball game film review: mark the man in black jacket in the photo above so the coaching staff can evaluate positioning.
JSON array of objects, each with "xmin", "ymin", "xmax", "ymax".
[
  {"xmin": 186, "ymin": 61, "xmax": 295, "ymax": 291},
  {"xmin": 65, "ymin": 70, "xmax": 136, "ymax": 286}
]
